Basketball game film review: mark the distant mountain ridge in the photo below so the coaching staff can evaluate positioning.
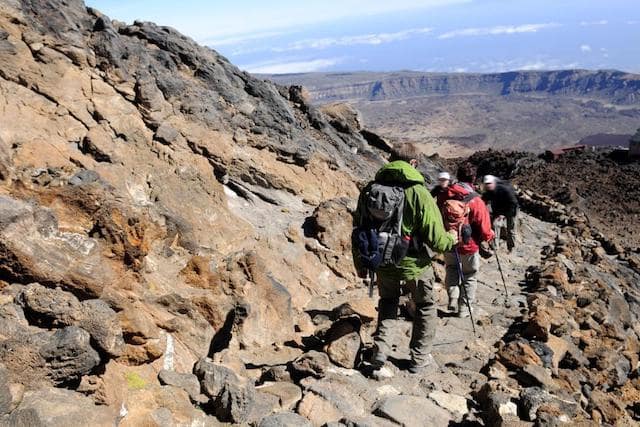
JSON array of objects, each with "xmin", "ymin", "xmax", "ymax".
[{"xmin": 268, "ymin": 70, "xmax": 640, "ymax": 105}]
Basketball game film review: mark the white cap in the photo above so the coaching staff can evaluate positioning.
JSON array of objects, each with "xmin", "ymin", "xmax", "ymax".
[
  {"xmin": 483, "ymin": 175, "xmax": 498, "ymax": 184},
  {"xmin": 437, "ymin": 172, "xmax": 451, "ymax": 180}
]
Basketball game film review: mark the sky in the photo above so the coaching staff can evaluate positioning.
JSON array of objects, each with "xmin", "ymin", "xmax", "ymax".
[{"xmin": 88, "ymin": 0, "xmax": 640, "ymax": 74}]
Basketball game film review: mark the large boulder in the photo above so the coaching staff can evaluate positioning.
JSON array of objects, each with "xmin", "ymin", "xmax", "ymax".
[
  {"xmin": 0, "ymin": 197, "xmax": 116, "ymax": 298},
  {"xmin": 39, "ymin": 326, "xmax": 100, "ymax": 384},
  {"xmin": 2, "ymin": 387, "xmax": 116, "ymax": 426},
  {"xmin": 194, "ymin": 358, "xmax": 255, "ymax": 424},
  {"xmin": 78, "ymin": 299, "xmax": 124, "ymax": 357},
  {"xmin": 16, "ymin": 283, "xmax": 82, "ymax": 327},
  {"xmin": 17, "ymin": 284, "xmax": 124, "ymax": 356},
  {"xmin": 158, "ymin": 369, "xmax": 202, "ymax": 402}
]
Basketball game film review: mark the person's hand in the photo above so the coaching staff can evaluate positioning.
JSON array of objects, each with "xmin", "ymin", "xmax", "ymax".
[
  {"xmin": 480, "ymin": 241, "xmax": 493, "ymax": 259},
  {"xmin": 448, "ymin": 230, "xmax": 459, "ymax": 245}
]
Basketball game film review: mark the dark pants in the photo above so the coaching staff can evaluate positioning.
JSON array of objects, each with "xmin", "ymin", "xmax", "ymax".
[{"xmin": 374, "ymin": 269, "xmax": 436, "ymax": 367}]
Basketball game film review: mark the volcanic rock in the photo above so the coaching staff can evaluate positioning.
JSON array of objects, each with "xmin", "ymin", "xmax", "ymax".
[
  {"xmin": 194, "ymin": 358, "xmax": 255, "ymax": 423},
  {"xmin": 374, "ymin": 395, "xmax": 452, "ymax": 426},
  {"xmin": 39, "ymin": 326, "xmax": 100, "ymax": 385}
]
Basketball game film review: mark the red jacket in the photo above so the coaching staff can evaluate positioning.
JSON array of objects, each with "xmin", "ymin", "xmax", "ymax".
[{"xmin": 439, "ymin": 183, "xmax": 495, "ymax": 255}]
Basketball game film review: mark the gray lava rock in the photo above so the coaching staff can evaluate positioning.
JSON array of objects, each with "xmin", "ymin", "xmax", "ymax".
[
  {"xmin": 154, "ymin": 122, "xmax": 180, "ymax": 145},
  {"xmin": 519, "ymin": 387, "xmax": 579, "ymax": 422},
  {"xmin": 258, "ymin": 412, "xmax": 312, "ymax": 427},
  {"xmin": 68, "ymin": 169, "xmax": 100, "ymax": 186},
  {"xmin": 2, "ymin": 387, "xmax": 116, "ymax": 426},
  {"xmin": 17, "ymin": 283, "xmax": 82, "ymax": 327},
  {"xmin": 39, "ymin": 326, "xmax": 100, "ymax": 384},
  {"xmin": 0, "ymin": 365, "xmax": 12, "ymax": 415},
  {"xmin": 325, "ymin": 332, "xmax": 360, "ymax": 369},
  {"xmin": 16, "ymin": 285, "xmax": 124, "ymax": 357},
  {"xmin": 158, "ymin": 369, "xmax": 201, "ymax": 401},
  {"xmin": 290, "ymin": 351, "xmax": 331, "ymax": 380},
  {"xmin": 78, "ymin": 299, "xmax": 124, "ymax": 357},
  {"xmin": 374, "ymin": 395, "xmax": 452, "ymax": 426},
  {"xmin": 475, "ymin": 382, "xmax": 519, "ymax": 426},
  {"xmin": 194, "ymin": 358, "xmax": 255, "ymax": 424}
]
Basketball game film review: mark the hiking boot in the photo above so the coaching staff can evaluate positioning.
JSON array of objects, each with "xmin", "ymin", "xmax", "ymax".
[
  {"xmin": 447, "ymin": 298, "xmax": 459, "ymax": 314},
  {"xmin": 408, "ymin": 354, "xmax": 437, "ymax": 374},
  {"xmin": 371, "ymin": 350, "xmax": 387, "ymax": 368}
]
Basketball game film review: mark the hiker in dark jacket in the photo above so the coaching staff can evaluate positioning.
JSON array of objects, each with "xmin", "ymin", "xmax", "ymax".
[
  {"xmin": 482, "ymin": 175, "xmax": 519, "ymax": 252},
  {"xmin": 354, "ymin": 143, "xmax": 457, "ymax": 374}
]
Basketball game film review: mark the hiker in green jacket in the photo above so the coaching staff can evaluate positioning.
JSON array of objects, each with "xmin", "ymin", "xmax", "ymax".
[{"xmin": 354, "ymin": 143, "xmax": 457, "ymax": 374}]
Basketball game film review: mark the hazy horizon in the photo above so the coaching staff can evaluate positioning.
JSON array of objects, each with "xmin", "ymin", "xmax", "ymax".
[{"xmin": 89, "ymin": 0, "xmax": 640, "ymax": 75}]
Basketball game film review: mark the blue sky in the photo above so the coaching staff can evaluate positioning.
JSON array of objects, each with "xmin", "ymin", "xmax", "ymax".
[{"xmin": 88, "ymin": 0, "xmax": 640, "ymax": 74}]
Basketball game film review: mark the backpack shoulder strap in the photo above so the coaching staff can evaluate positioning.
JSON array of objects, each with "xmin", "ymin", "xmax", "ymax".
[{"xmin": 462, "ymin": 192, "xmax": 479, "ymax": 203}]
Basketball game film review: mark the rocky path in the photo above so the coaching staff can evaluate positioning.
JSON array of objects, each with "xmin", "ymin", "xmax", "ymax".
[{"xmin": 300, "ymin": 212, "xmax": 557, "ymax": 425}]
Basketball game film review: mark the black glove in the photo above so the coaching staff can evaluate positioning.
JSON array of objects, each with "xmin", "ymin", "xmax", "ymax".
[{"xmin": 480, "ymin": 241, "xmax": 493, "ymax": 259}]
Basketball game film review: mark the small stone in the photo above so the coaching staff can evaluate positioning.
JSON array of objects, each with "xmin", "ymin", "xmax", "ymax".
[
  {"xmin": 375, "ymin": 395, "xmax": 452, "ymax": 426},
  {"xmin": 154, "ymin": 122, "xmax": 180, "ymax": 145},
  {"xmin": 257, "ymin": 382, "xmax": 302, "ymax": 411},
  {"xmin": 258, "ymin": 412, "xmax": 312, "ymax": 427},
  {"xmin": 332, "ymin": 298, "xmax": 377, "ymax": 323},
  {"xmin": 520, "ymin": 387, "xmax": 579, "ymax": 422},
  {"xmin": 376, "ymin": 385, "xmax": 400, "ymax": 396},
  {"xmin": 428, "ymin": 390, "xmax": 469, "ymax": 415},
  {"xmin": 486, "ymin": 360, "xmax": 509, "ymax": 380},
  {"xmin": 519, "ymin": 364, "xmax": 556, "ymax": 390},
  {"xmin": 290, "ymin": 351, "xmax": 331, "ymax": 380},
  {"xmin": 158, "ymin": 370, "xmax": 201, "ymax": 401},
  {"xmin": 325, "ymin": 332, "xmax": 360, "ymax": 369}
]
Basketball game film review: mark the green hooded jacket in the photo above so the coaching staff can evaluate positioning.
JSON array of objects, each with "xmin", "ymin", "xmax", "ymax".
[{"xmin": 355, "ymin": 161, "xmax": 455, "ymax": 280}]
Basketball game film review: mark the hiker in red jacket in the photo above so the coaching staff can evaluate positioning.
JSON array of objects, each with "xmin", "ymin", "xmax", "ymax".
[{"xmin": 439, "ymin": 163, "xmax": 495, "ymax": 317}]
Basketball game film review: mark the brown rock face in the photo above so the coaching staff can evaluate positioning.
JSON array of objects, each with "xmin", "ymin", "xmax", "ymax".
[{"xmin": 0, "ymin": 0, "xmax": 396, "ymax": 423}]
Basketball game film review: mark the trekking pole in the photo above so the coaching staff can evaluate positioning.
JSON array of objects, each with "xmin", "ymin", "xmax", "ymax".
[
  {"xmin": 494, "ymin": 246, "xmax": 510, "ymax": 306},
  {"xmin": 453, "ymin": 248, "xmax": 477, "ymax": 336},
  {"xmin": 367, "ymin": 269, "xmax": 376, "ymax": 298},
  {"xmin": 493, "ymin": 217, "xmax": 510, "ymax": 306}
]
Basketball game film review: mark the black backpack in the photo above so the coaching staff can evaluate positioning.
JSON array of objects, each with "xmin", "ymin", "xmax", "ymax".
[{"xmin": 353, "ymin": 182, "xmax": 412, "ymax": 271}]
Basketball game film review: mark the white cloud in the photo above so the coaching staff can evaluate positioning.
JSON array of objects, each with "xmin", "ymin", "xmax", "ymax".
[
  {"xmin": 627, "ymin": 20, "xmax": 640, "ymax": 25},
  {"xmin": 242, "ymin": 58, "xmax": 342, "ymax": 74},
  {"xmin": 274, "ymin": 28, "xmax": 433, "ymax": 52},
  {"xmin": 471, "ymin": 58, "xmax": 581, "ymax": 73},
  {"xmin": 580, "ymin": 20, "xmax": 608, "ymax": 26},
  {"xmin": 438, "ymin": 23, "xmax": 559, "ymax": 39},
  {"xmin": 194, "ymin": 0, "xmax": 469, "ymax": 41},
  {"xmin": 580, "ymin": 44, "xmax": 592, "ymax": 52},
  {"xmin": 204, "ymin": 31, "xmax": 289, "ymax": 47}
]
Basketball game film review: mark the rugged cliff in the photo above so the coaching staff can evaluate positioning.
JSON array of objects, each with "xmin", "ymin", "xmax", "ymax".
[
  {"xmin": 270, "ymin": 70, "xmax": 640, "ymax": 104},
  {"xmin": 0, "ymin": 0, "xmax": 391, "ymax": 423},
  {"xmin": 270, "ymin": 71, "xmax": 640, "ymax": 156}
]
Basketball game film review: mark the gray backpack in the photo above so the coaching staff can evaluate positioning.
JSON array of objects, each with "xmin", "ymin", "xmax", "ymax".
[{"xmin": 355, "ymin": 183, "xmax": 411, "ymax": 269}]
